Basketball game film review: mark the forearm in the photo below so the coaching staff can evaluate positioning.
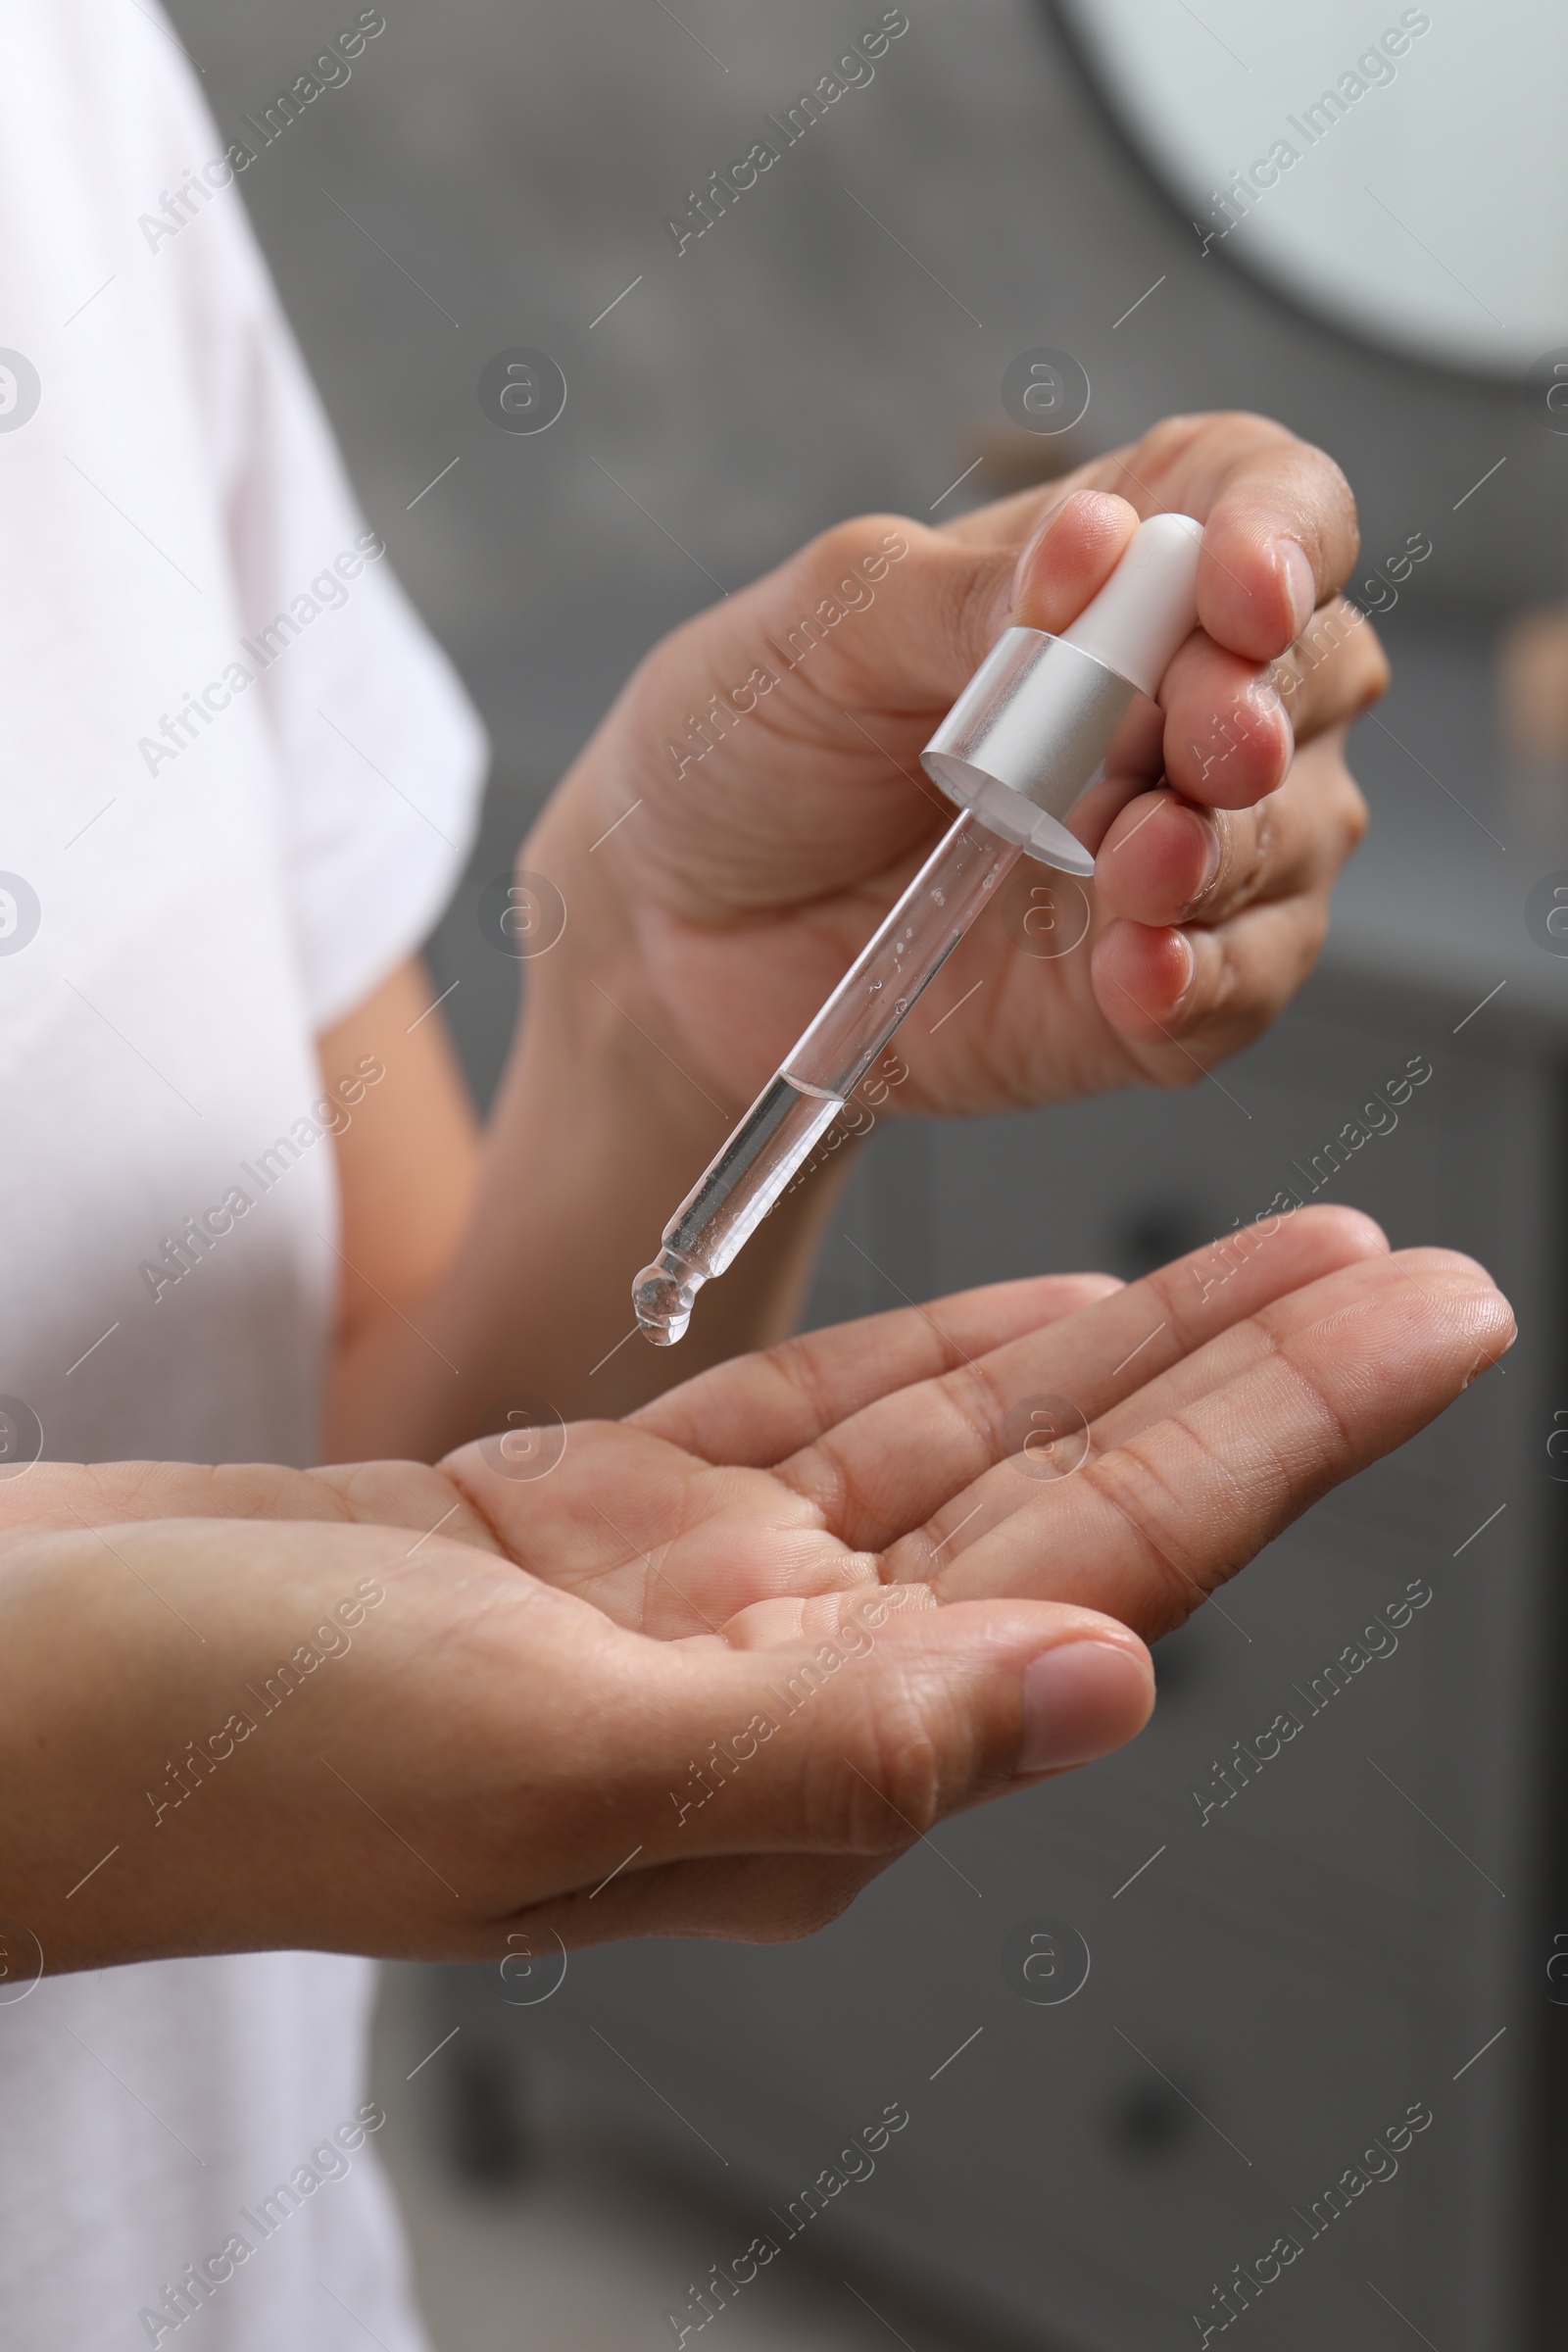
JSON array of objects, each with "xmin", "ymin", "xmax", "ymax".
[
  {"xmin": 0, "ymin": 1463, "xmax": 560, "ymax": 1976},
  {"xmin": 0, "ymin": 1508, "xmax": 400, "ymax": 1973}
]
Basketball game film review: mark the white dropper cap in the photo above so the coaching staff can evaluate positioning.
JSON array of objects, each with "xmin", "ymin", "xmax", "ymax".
[
  {"xmin": 1060, "ymin": 511, "xmax": 1204, "ymax": 696},
  {"xmin": 920, "ymin": 511, "xmax": 1205, "ymax": 873}
]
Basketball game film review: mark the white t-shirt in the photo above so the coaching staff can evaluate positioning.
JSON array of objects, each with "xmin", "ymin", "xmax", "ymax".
[{"xmin": 0, "ymin": 6, "xmax": 486, "ymax": 2346}]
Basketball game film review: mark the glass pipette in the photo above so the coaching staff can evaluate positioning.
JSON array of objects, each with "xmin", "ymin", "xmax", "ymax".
[{"xmin": 633, "ymin": 513, "xmax": 1204, "ymax": 1345}]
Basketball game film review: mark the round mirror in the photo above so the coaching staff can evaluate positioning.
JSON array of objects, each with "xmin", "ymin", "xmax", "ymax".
[{"xmin": 1050, "ymin": 0, "xmax": 1568, "ymax": 377}]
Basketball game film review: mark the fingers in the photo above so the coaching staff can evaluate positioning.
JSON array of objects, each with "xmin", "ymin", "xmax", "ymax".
[
  {"xmin": 909, "ymin": 1248, "xmax": 1514, "ymax": 1637},
  {"xmin": 1091, "ymin": 892, "xmax": 1324, "ymax": 1066},
  {"xmin": 1006, "ymin": 490, "xmax": 1141, "ymax": 633},
  {"xmin": 807, "ymin": 488, "xmax": 1141, "ymax": 712},
  {"xmin": 633, "ymin": 1270, "xmax": 1122, "ymax": 1465},
  {"xmin": 449, "ymin": 1276, "xmax": 1126, "ymax": 1643},
  {"xmin": 1089, "ymin": 412, "xmax": 1362, "ymax": 662},
  {"xmin": 1090, "ymin": 736, "xmax": 1366, "ymax": 1049},
  {"xmin": 641, "ymin": 417, "xmax": 1366, "ymax": 811},
  {"xmin": 1097, "ymin": 790, "xmax": 1225, "ymax": 925},
  {"xmin": 943, "ymin": 426, "xmax": 1374, "ymax": 719},
  {"xmin": 1156, "ymin": 600, "xmax": 1388, "ymax": 808},
  {"xmin": 1158, "ymin": 635, "xmax": 1296, "ymax": 809},
  {"xmin": 1079, "ymin": 1245, "xmax": 1506, "ymax": 1463},
  {"xmin": 775, "ymin": 1205, "xmax": 1387, "ymax": 1553},
  {"xmin": 624, "ymin": 450, "xmax": 1367, "ymax": 874},
  {"xmin": 964, "ymin": 462, "xmax": 1380, "ymax": 836},
  {"xmin": 1098, "ymin": 733, "xmax": 1367, "ymax": 931},
  {"xmin": 776, "ymin": 486, "xmax": 1145, "ymax": 715},
  {"xmin": 1195, "ymin": 432, "xmax": 1361, "ymax": 662},
  {"xmin": 933, "ymin": 479, "xmax": 1071, "ymax": 550}
]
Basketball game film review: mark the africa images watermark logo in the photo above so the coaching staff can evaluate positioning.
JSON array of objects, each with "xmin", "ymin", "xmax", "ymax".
[
  {"xmin": 0, "ymin": 348, "xmax": 42, "ymax": 432},
  {"xmin": 1191, "ymin": 9, "xmax": 1432, "ymax": 259},
  {"xmin": 135, "ymin": 533, "xmax": 385, "ymax": 777},
  {"xmin": 664, "ymin": 2095, "xmax": 911, "ymax": 2342},
  {"xmin": 135, "ymin": 11, "xmax": 388, "ymax": 254},
  {"xmin": 662, "ymin": 10, "xmax": 910, "ymax": 257},
  {"xmin": 137, "ymin": 2100, "xmax": 388, "ymax": 2342},
  {"xmin": 135, "ymin": 1055, "xmax": 385, "ymax": 1303}
]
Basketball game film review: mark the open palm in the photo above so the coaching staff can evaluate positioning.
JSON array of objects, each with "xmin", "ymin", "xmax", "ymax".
[{"xmin": 13, "ymin": 1207, "xmax": 1505, "ymax": 1965}]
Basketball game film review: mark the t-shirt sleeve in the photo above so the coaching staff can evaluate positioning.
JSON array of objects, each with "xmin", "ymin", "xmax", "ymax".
[{"xmin": 206, "ymin": 182, "xmax": 488, "ymax": 1031}]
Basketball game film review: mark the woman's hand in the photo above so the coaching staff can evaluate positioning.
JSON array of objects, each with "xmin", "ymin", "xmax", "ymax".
[
  {"xmin": 534, "ymin": 412, "xmax": 1386, "ymax": 1115},
  {"xmin": 4, "ymin": 1208, "xmax": 1508, "ymax": 1970},
  {"xmin": 320, "ymin": 412, "xmax": 1391, "ymax": 1445}
]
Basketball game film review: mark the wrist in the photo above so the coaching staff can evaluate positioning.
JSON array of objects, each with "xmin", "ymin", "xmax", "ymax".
[
  {"xmin": 0, "ymin": 1515, "xmax": 506, "ymax": 1973},
  {"xmin": 0, "ymin": 1523, "xmax": 275, "ymax": 1972},
  {"xmin": 504, "ymin": 764, "xmax": 744, "ymax": 1158}
]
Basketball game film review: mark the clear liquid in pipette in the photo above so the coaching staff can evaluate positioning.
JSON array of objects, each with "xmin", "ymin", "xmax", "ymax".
[
  {"xmin": 633, "ymin": 812, "xmax": 1019, "ymax": 1347},
  {"xmin": 633, "ymin": 1074, "xmax": 844, "ymax": 1344}
]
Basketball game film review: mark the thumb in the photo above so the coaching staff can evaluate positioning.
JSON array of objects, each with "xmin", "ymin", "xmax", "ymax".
[
  {"xmin": 1007, "ymin": 487, "xmax": 1142, "ymax": 635},
  {"xmin": 501, "ymin": 1592, "xmax": 1153, "ymax": 1948},
  {"xmin": 724, "ymin": 488, "xmax": 1144, "ymax": 723}
]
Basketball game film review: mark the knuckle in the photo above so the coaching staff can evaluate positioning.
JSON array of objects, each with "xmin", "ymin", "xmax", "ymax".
[
  {"xmin": 1301, "ymin": 441, "xmax": 1358, "ymax": 526},
  {"xmin": 946, "ymin": 1353, "xmax": 1015, "ymax": 1467},
  {"xmin": 1200, "ymin": 932, "xmax": 1245, "ymax": 1018},
  {"xmin": 1182, "ymin": 925, "xmax": 1258, "ymax": 1040},
  {"xmin": 757, "ymin": 1328, "xmax": 843, "ymax": 1448},
  {"xmin": 1080, "ymin": 1446, "xmax": 1208, "ymax": 1637},
  {"xmin": 1281, "ymin": 597, "xmax": 1384, "ymax": 729},
  {"xmin": 807, "ymin": 512, "xmax": 909, "ymax": 590},
  {"xmin": 1218, "ymin": 800, "xmax": 1271, "ymax": 913},
  {"xmin": 1150, "ymin": 409, "xmax": 1267, "ymax": 465},
  {"xmin": 1292, "ymin": 900, "xmax": 1331, "ymax": 981},
  {"xmin": 1353, "ymin": 630, "xmax": 1393, "ymax": 708},
  {"xmin": 1131, "ymin": 412, "xmax": 1212, "ymax": 472},
  {"xmin": 1308, "ymin": 745, "xmax": 1371, "ymax": 858},
  {"xmin": 1194, "ymin": 804, "xmax": 1269, "ymax": 921},
  {"xmin": 812, "ymin": 1689, "xmax": 945, "ymax": 1855},
  {"xmin": 1285, "ymin": 735, "xmax": 1370, "ymax": 870}
]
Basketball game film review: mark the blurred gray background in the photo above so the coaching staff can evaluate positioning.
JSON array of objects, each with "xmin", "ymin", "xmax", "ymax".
[
  {"xmin": 159, "ymin": 4, "xmax": 1568, "ymax": 2347},
  {"xmin": 162, "ymin": 0, "xmax": 1568, "ymax": 1100}
]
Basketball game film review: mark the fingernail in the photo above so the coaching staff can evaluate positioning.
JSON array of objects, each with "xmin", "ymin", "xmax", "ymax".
[
  {"xmin": 1008, "ymin": 495, "xmax": 1068, "ymax": 603},
  {"xmin": 1010, "ymin": 490, "xmax": 1129, "ymax": 609},
  {"xmin": 1188, "ymin": 809, "xmax": 1222, "ymax": 898},
  {"xmin": 1016, "ymin": 1641, "xmax": 1153, "ymax": 1774},
  {"xmin": 1277, "ymin": 539, "xmax": 1316, "ymax": 638},
  {"xmin": 1245, "ymin": 676, "xmax": 1288, "ymax": 733}
]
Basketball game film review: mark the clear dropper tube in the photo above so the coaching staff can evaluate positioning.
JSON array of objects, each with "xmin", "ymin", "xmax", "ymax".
[{"xmin": 633, "ymin": 809, "xmax": 1018, "ymax": 1344}]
